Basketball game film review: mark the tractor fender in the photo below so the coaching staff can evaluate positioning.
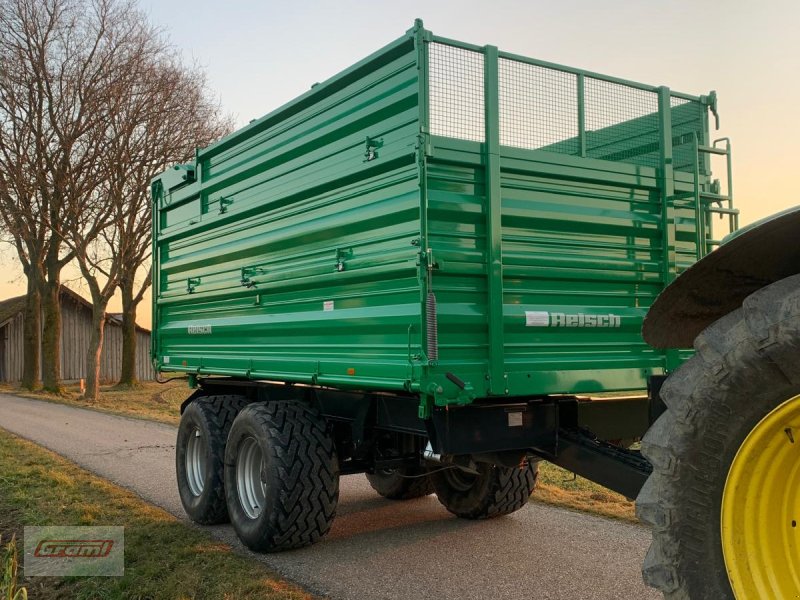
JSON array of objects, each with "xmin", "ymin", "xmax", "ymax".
[{"xmin": 643, "ymin": 205, "xmax": 800, "ymax": 349}]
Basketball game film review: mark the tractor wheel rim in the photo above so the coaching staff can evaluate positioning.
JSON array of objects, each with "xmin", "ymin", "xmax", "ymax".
[
  {"xmin": 722, "ymin": 393, "xmax": 800, "ymax": 598},
  {"xmin": 185, "ymin": 427, "xmax": 207, "ymax": 497},
  {"xmin": 236, "ymin": 436, "xmax": 267, "ymax": 519}
]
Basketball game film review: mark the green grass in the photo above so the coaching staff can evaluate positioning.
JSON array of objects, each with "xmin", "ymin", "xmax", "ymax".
[
  {"xmin": 1, "ymin": 534, "xmax": 27, "ymax": 600},
  {"xmin": 0, "ymin": 429, "xmax": 311, "ymax": 600},
  {"xmin": 531, "ymin": 461, "xmax": 636, "ymax": 522}
]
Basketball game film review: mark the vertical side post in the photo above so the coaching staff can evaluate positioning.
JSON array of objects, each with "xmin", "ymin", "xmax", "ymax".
[
  {"xmin": 150, "ymin": 180, "xmax": 163, "ymax": 373},
  {"xmin": 725, "ymin": 140, "xmax": 737, "ymax": 230},
  {"xmin": 414, "ymin": 19, "xmax": 430, "ymax": 142},
  {"xmin": 657, "ymin": 86, "xmax": 680, "ymax": 370},
  {"xmin": 577, "ymin": 74, "xmax": 587, "ymax": 158},
  {"xmin": 414, "ymin": 23, "xmax": 431, "ymax": 286},
  {"xmin": 484, "ymin": 45, "xmax": 506, "ymax": 395},
  {"xmin": 691, "ymin": 133, "xmax": 704, "ymax": 259},
  {"xmin": 412, "ymin": 20, "xmax": 435, "ymax": 418},
  {"xmin": 657, "ymin": 86, "xmax": 677, "ymax": 285}
]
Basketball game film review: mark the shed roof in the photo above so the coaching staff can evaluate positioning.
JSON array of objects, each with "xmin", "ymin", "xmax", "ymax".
[
  {"xmin": 0, "ymin": 287, "xmax": 150, "ymax": 334},
  {"xmin": 0, "ymin": 295, "xmax": 26, "ymax": 327}
]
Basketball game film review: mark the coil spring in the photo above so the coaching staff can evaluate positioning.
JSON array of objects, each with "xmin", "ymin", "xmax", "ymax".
[{"xmin": 426, "ymin": 292, "xmax": 438, "ymax": 361}]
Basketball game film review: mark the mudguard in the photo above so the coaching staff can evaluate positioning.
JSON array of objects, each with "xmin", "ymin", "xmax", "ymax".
[{"xmin": 643, "ymin": 206, "xmax": 800, "ymax": 349}]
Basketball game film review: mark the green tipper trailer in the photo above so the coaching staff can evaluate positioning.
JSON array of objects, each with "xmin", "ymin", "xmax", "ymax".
[{"xmin": 153, "ymin": 20, "xmax": 738, "ymax": 557}]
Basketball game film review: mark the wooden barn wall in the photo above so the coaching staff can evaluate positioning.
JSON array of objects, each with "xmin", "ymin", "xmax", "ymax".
[
  {"xmin": 0, "ymin": 294, "xmax": 153, "ymax": 383},
  {"xmin": 60, "ymin": 296, "xmax": 154, "ymax": 382},
  {"xmin": 135, "ymin": 330, "xmax": 154, "ymax": 381},
  {"xmin": 0, "ymin": 313, "xmax": 25, "ymax": 382},
  {"xmin": 60, "ymin": 296, "xmax": 90, "ymax": 380}
]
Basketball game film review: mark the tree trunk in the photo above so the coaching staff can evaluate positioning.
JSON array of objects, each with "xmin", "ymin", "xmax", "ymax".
[
  {"xmin": 20, "ymin": 276, "xmax": 41, "ymax": 390},
  {"xmin": 40, "ymin": 278, "xmax": 62, "ymax": 393},
  {"xmin": 84, "ymin": 302, "xmax": 108, "ymax": 401},
  {"xmin": 118, "ymin": 279, "xmax": 140, "ymax": 387}
]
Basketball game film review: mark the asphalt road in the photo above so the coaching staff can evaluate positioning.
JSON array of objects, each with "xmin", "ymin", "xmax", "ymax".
[{"xmin": 0, "ymin": 393, "xmax": 659, "ymax": 600}]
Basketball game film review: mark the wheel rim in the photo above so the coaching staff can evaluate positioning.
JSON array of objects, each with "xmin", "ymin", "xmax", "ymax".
[
  {"xmin": 185, "ymin": 427, "xmax": 207, "ymax": 497},
  {"xmin": 236, "ymin": 436, "xmax": 267, "ymax": 519},
  {"xmin": 722, "ymin": 393, "xmax": 800, "ymax": 597}
]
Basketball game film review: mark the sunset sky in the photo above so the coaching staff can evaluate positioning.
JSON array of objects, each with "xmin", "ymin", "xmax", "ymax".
[{"xmin": 2, "ymin": 0, "xmax": 798, "ymax": 328}]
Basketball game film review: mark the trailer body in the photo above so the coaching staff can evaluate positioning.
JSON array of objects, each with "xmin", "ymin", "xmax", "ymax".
[
  {"xmin": 152, "ymin": 22, "xmax": 731, "ymax": 421},
  {"xmin": 163, "ymin": 22, "xmax": 742, "ymax": 555}
]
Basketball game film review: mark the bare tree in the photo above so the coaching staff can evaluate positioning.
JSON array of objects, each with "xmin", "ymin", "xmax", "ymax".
[
  {"xmin": 0, "ymin": 101, "xmax": 41, "ymax": 389},
  {"xmin": 111, "ymin": 60, "xmax": 230, "ymax": 388},
  {"xmin": 0, "ymin": 0, "xmax": 166, "ymax": 391},
  {"xmin": 50, "ymin": 4, "xmax": 229, "ymax": 398},
  {"xmin": 0, "ymin": 0, "xmax": 228, "ymax": 397},
  {"xmin": 0, "ymin": 0, "xmax": 88, "ymax": 391},
  {"xmin": 51, "ymin": 0, "xmax": 162, "ymax": 399}
]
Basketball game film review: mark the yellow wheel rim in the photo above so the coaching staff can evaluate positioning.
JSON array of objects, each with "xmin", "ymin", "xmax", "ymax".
[{"xmin": 722, "ymin": 393, "xmax": 800, "ymax": 598}]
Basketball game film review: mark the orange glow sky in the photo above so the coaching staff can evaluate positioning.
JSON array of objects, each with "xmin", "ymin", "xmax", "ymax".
[{"xmin": 2, "ymin": 0, "xmax": 798, "ymax": 329}]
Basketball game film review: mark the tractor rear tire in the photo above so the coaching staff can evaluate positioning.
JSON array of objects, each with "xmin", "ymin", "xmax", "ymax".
[
  {"xmin": 431, "ymin": 461, "xmax": 538, "ymax": 519},
  {"xmin": 366, "ymin": 467, "xmax": 434, "ymax": 500},
  {"xmin": 637, "ymin": 274, "xmax": 800, "ymax": 599},
  {"xmin": 176, "ymin": 394, "xmax": 250, "ymax": 525},
  {"xmin": 224, "ymin": 401, "xmax": 339, "ymax": 552}
]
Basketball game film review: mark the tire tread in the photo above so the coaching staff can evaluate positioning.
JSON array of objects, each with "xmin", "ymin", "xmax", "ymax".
[
  {"xmin": 433, "ymin": 462, "xmax": 538, "ymax": 519},
  {"xmin": 177, "ymin": 394, "xmax": 249, "ymax": 524},
  {"xmin": 227, "ymin": 401, "xmax": 339, "ymax": 551},
  {"xmin": 637, "ymin": 274, "xmax": 800, "ymax": 599}
]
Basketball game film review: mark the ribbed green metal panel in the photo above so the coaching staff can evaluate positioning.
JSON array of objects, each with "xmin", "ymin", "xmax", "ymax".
[
  {"xmin": 153, "ymin": 34, "xmax": 424, "ymax": 391},
  {"xmin": 425, "ymin": 138, "xmax": 701, "ymax": 398},
  {"xmin": 152, "ymin": 22, "xmax": 721, "ymax": 407}
]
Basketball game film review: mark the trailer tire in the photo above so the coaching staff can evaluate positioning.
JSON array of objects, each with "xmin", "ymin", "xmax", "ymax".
[
  {"xmin": 225, "ymin": 401, "xmax": 339, "ymax": 552},
  {"xmin": 366, "ymin": 467, "xmax": 434, "ymax": 500},
  {"xmin": 176, "ymin": 394, "xmax": 250, "ymax": 525},
  {"xmin": 431, "ymin": 461, "xmax": 538, "ymax": 519},
  {"xmin": 637, "ymin": 274, "xmax": 800, "ymax": 599}
]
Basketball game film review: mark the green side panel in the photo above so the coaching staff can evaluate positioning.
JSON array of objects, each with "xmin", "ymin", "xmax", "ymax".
[
  {"xmin": 423, "ymin": 138, "xmax": 701, "ymax": 399},
  {"xmin": 152, "ymin": 35, "xmax": 424, "ymax": 391},
  {"xmin": 151, "ymin": 23, "xmax": 723, "ymax": 406}
]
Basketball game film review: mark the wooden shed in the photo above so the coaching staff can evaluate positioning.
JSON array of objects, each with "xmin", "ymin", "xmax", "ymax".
[{"xmin": 0, "ymin": 287, "xmax": 154, "ymax": 383}]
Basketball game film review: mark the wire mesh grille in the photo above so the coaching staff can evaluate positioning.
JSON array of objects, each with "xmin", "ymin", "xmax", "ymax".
[
  {"xmin": 498, "ymin": 59, "xmax": 579, "ymax": 153},
  {"xmin": 429, "ymin": 43, "xmax": 485, "ymax": 142},
  {"xmin": 584, "ymin": 78, "xmax": 660, "ymax": 167},
  {"xmin": 427, "ymin": 43, "xmax": 708, "ymax": 173}
]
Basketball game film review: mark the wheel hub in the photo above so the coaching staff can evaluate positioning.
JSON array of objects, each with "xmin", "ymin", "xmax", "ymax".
[
  {"xmin": 722, "ymin": 393, "xmax": 800, "ymax": 597},
  {"xmin": 236, "ymin": 436, "xmax": 267, "ymax": 519},
  {"xmin": 185, "ymin": 427, "xmax": 207, "ymax": 497}
]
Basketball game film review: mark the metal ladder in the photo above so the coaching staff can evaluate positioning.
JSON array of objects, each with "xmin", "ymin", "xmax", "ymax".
[{"xmin": 692, "ymin": 135, "xmax": 740, "ymax": 258}]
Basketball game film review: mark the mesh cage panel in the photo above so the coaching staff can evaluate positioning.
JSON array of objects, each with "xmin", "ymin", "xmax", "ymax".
[
  {"xmin": 427, "ymin": 44, "xmax": 707, "ymax": 173},
  {"xmin": 429, "ymin": 43, "xmax": 485, "ymax": 142},
  {"xmin": 585, "ymin": 78, "xmax": 660, "ymax": 167},
  {"xmin": 670, "ymin": 96, "xmax": 708, "ymax": 173},
  {"xmin": 498, "ymin": 59, "xmax": 579, "ymax": 153}
]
